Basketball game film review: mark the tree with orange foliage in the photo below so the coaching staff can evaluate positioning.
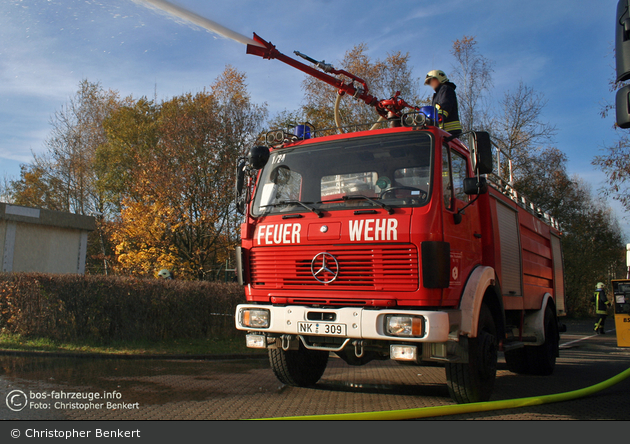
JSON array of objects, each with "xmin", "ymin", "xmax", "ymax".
[{"xmin": 109, "ymin": 66, "xmax": 267, "ymax": 279}]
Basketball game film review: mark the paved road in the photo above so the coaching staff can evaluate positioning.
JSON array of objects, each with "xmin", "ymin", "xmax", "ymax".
[{"xmin": 1, "ymin": 319, "xmax": 628, "ymax": 420}]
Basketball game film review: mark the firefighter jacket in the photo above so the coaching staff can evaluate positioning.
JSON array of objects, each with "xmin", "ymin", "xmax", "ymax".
[
  {"xmin": 431, "ymin": 81, "xmax": 462, "ymax": 135},
  {"xmin": 594, "ymin": 288, "xmax": 610, "ymax": 315}
]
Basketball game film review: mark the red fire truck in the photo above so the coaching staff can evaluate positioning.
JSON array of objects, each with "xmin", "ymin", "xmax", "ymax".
[{"xmin": 234, "ymin": 35, "xmax": 566, "ymax": 404}]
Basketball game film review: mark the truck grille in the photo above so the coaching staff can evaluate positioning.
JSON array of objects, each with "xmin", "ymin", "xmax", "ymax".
[{"xmin": 250, "ymin": 245, "xmax": 419, "ymax": 291}]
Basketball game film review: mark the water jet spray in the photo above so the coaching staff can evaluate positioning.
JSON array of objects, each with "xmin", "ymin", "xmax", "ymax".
[
  {"xmin": 135, "ymin": 1, "xmax": 419, "ymax": 123},
  {"xmin": 136, "ymin": 0, "xmax": 263, "ymax": 47}
]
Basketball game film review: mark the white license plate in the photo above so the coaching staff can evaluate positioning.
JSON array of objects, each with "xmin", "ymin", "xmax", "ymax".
[{"xmin": 297, "ymin": 322, "xmax": 347, "ymax": 336}]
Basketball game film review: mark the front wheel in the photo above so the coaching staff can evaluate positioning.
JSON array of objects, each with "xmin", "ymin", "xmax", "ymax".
[
  {"xmin": 268, "ymin": 343, "xmax": 329, "ymax": 387},
  {"xmin": 445, "ymin": 303, "xmax": 498, "ymax": 404}
]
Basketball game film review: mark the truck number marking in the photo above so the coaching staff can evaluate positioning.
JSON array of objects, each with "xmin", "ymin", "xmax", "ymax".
[
  {"xmin": 349, "ymin": 218, "xmax": 398, "ymax": 241},
  {"xmin": 256, "ymin": 223, "xmax": 301, "ymax": 245},
  {"xmin": 272, "ymin": 154, "xmax": 286, "ymax": 164}
]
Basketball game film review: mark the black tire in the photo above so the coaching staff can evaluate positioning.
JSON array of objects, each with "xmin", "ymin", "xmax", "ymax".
[
  {"xmin": 526, "ymin": 305, "xmax": 558, "ymax": 376},
  {"xmin": 504, "ymin": 347, "xmax": 529, "ymax": 374},
  {"xmin": 445, "ymin": 303, "xmax": 498, "ymax": 403},
  {"xmin": 268, "ymin": 343, "xmax": 329, "ymax": 387}
]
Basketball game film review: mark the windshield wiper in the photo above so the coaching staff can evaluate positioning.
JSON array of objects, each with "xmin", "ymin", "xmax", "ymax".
[
  {"xmin": 320, "ymin": 195, "xmax": 394, "ymax": 215},
  {"xmin": 260, "ymin": 200, "xmax": 324, "ymax": 218}
]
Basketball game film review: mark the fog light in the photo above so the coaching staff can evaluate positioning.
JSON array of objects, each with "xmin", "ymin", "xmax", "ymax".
[
  {"xmin": 240, "ymin": 308, "xmax": 270, "ymax": 328},
  {"xmin": 246, "ymin": 334, "xmax": 267, "ymax": 348},
  {"xmin": 390, "ymin": 344, "xmax": 417, "ymax": 361},
  {"xmin": 385, "ymin": 315, "xmax": 424, "ymax": 337}
]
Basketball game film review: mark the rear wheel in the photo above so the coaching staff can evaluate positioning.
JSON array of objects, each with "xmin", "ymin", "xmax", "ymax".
[
  {"xmin": 269, "ymin": 342, "xmax": 329, "ymax": 387},
  {"xmin": 445, "ymin": 303, "xmax": 498, "ymax": 403},
  {"xmin": 526, "ymin": 305, "xmax": 558, "ymax": 375}
]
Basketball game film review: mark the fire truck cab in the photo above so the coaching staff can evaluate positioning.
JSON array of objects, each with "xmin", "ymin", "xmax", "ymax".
[{"xmin": 234, "ymin": 119, "xmax": 566, "ymax": 404}]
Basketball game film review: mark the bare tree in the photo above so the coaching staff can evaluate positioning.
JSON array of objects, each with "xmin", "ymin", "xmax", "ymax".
[
  {"xmin": 593, "ymin": 138, "xmax": 630, "ymax": 211},
  {"xmin": 11, "ymin": 80, "xmax": 124, "ymax": 217},
  {"xmin": 492, "ymin": 81, "xmax": 557, "ymax": 180},
  {"xmin": 450, "ymin": 36, "xmax": 494, "ymax": 133},
  {"xmin": 46, "ymin": 80, "xmax": 124, "ymax": 216}
]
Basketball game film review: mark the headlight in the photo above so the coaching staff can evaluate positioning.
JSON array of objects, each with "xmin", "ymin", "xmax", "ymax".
[
  {"xmin": 240, "ymin": 308, "xmax": 270, "ymax": 328},
  {"xmin": 385, "ymin": 315, "xmax": 424, "ymax": 337}
]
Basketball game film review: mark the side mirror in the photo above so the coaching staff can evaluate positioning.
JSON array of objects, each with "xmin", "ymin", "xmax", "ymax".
[
  {"xmin": 463, "ymin": 177, "xmax": 488, "ymax": 195},
  {"xmin": 235, "ymin": 159, "xmax": 247, "ymax": 196},
  {"xmin": 235, "ymin": 159, "xmax": 248, "ymax": 215},
  {"xmin": 615, "ymin": 1, "xmax": 630, "ymax": 126},
  {"xmin": 248, "ymin": 145, "xmax": 270, "ymax": 170},
  {"xmin": 616, "ymin": 84, "xmax": 630, "ymax": 128},
  {"xmin": 470, "ymin": 131, "xmax": 493, "ymax": 175},
  {"xmin": 616, "ymin": 0, "xmax": 630, "ymax": 82}
]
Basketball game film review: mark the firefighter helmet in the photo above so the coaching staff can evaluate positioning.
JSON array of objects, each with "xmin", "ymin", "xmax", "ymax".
[
  {"xmin": 424, "ymin": 69, "xmax": 449, "ymax": 85},
  {"xmin": 596, "ymin": 282, "xmax": 605, "ymax": 289}
]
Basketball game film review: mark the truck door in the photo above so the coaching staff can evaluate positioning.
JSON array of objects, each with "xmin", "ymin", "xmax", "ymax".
[{"xmin": 441, "ymin": 143, "xmax": 482, "ymax": 306}]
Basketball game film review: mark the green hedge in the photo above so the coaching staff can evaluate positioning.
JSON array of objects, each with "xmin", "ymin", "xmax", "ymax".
[{"xmin": 0, "ymin": 273, "xmax": 246, "ymax": 343}]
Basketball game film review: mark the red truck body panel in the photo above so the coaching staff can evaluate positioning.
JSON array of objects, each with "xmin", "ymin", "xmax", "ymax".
[{"xmin": 479, "ymin": 184, "xmax": 563, "ymax": 313}]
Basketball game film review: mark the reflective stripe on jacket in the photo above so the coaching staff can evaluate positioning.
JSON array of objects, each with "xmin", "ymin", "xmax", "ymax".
[{"xmin": 594, "ymin": 289, "xmax": 609, "ymax": 315}]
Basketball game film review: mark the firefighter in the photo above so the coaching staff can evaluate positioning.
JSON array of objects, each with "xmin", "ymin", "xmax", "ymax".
[
  {"xmin": 593, "ymin": 282, "xmax": 611, "ymax": 334},
  {"xmin": 424, "ymin": 69, "xmax": 462, "ymax": 138}
]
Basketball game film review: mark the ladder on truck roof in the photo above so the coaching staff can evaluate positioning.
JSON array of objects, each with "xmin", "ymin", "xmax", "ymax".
[{"xmin": 483, "ymin": 142, "xmax": 561, "ymax": 231}]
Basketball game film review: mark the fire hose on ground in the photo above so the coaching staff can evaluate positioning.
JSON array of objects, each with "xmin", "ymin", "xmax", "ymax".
[{"xmin": 255, "ymin": 364, "xmax": 630, "ymax": 420}]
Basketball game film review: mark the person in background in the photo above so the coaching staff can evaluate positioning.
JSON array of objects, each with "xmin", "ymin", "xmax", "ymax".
[{"xmin": 593, "ymin": 282, "xmax": 611, "ymax": 334}]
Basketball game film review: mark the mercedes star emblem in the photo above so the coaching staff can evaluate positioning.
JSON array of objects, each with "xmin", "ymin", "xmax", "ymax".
[{"xmin": 310, "ymin": 252, "xmax": 340, "ymax": 283}]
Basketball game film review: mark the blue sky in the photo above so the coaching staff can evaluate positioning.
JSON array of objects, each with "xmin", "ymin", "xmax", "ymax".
[{"xmin": 0, "ymin": 0, "xmax": 627, "ymax": 237}]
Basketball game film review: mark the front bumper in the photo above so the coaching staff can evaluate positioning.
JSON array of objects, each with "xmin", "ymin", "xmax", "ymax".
[{"xmin": 235, "ymin": 304, "xmax": 450, "ymax": 342}]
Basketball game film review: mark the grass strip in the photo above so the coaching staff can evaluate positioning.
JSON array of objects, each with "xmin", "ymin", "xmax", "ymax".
[{"xmin": 0, "ymin": 333, "xmax": 264, "ymax": 357}]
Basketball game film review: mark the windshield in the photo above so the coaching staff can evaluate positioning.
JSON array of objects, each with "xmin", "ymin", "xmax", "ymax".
[{"xmin": 251, "ymin": 132, "xmax": 433, "ymax": 217}]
